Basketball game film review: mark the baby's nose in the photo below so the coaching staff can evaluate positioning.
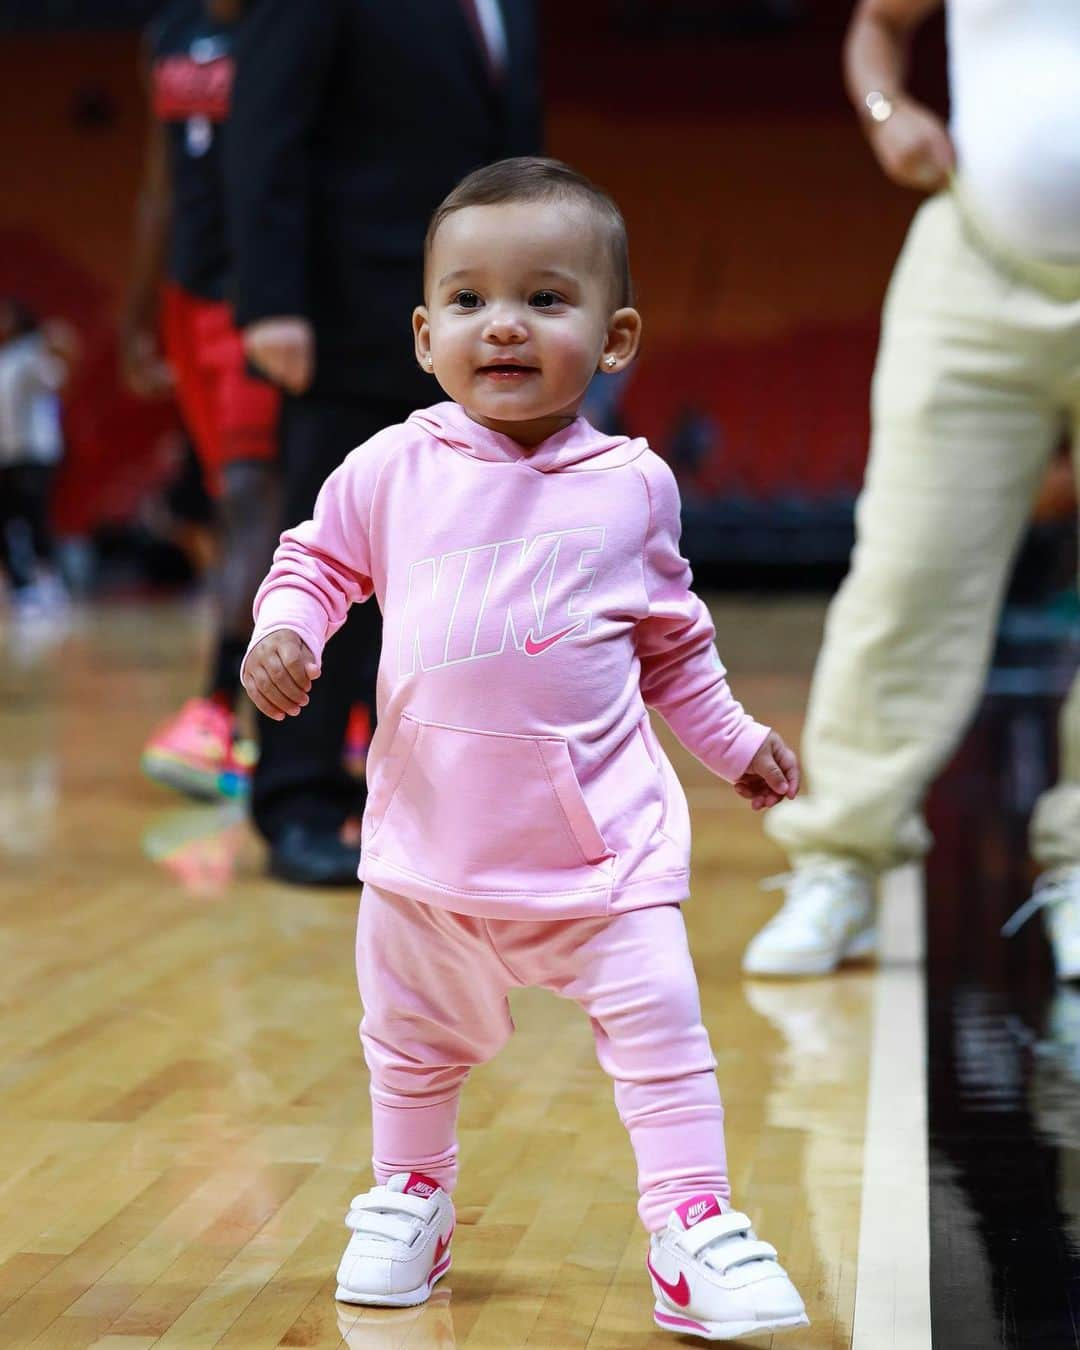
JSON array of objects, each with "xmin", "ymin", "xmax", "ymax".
[{"xmin": 483, "ymin": 308, "xmax": 528, "ymax": 341}]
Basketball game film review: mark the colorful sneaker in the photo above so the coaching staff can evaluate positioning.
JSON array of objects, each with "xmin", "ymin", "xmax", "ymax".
[
  {"xmin": 221, "ymin": 733, "xmax": 258, "ymax": 798},
  {"xmin": 742, "ymin": 861, "xmax": 876, "ymax": 977},
  {"xmin": 141, "ymin": 697, "xmax": 251, "ymax": 801},
  {"xmin": 1002, "ymin": 864, "xmax": 1080, "ymax": 980},
  {"xmin": 335, "ymin": 1173, "xmax": 454, "ymax": 1308},
  {"xmin": 649, "ymin": 1196, "xmax": 808, "ymax": 1341}
]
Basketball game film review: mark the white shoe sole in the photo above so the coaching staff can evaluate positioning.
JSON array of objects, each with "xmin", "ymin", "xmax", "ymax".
[
  {"xmin": 742, "ymin": 926, "xmax": 877, "ymax": 978},
  {"xmin": 654, "ymin": 1304, "xmax": 810, "ymax": 1340},
  {"xmin": 141, "ymin": 751, "xmax": 239, "ymax": 802},
  {"xmin": 335, "ymin": 1252, "xmax": 451, "ymax": 1307}
]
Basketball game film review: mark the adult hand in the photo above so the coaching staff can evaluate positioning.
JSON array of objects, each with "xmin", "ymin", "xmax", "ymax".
[
  {"xmin": 733, "ymin": 731, "xmax": 801, "ymax": 812},
  {"xmin": 866, "ymin": 98, "xmax": 955, "ymax": 192},
  {"xmin": 244, "ymin": 316, "xmax": 315, "ymax": 394},
  {"xmin": 120, "ymin": 327, "xmax": 173, "ymax": 398},
  {"xmin": 242, "ymin": 628, "xmax": 321, "ymax": 721}
]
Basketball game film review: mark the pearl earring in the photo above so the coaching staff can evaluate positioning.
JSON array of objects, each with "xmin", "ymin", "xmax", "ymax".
[
  {"xmin": 604, "ymin": 355, "xmax": 617, "ymax": 368},
  {"xmin": 425, "ymin": 354, "xmax": 433, "ymax": 366}
]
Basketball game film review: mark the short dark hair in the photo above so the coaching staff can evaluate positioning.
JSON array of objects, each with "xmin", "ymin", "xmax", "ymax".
[{"xmin": 424, "ymin": 156, "xmax": 634, "ymax": 308}]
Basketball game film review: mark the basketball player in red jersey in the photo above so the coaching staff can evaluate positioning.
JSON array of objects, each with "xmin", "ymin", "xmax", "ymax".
[{"xmin": 122, "ymin": 0, "xmax": 281, "ymax": 801}]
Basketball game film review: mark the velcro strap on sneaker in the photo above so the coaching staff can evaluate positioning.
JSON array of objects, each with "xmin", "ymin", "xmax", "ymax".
[
  {"xmin": 679, "ymin": 1210, "xmax": 753, "ymax": 1256},
  {"xmin": 680, "ymin": 1210, "xmax": 779, "ymax": 1269},
  {"xmin": 709, "ymin": 1238, "xmax": 779, "ymax": 1271},
  {"xmin": 348, "ymin": 1189, "xmax": 437, "ymax": 1223},
  {"xmin": 344, "ymin": 1208, "xmax": 418, "ymax": 1244}
]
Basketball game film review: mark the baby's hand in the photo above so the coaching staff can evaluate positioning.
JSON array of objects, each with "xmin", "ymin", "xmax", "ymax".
[
  {"xmin": 242, "ymin": 629, "xmax": 320, "ymax": 721},
  {"xmin": 733, "ymin": 731, "xmax": 801, "ymax": 812}
]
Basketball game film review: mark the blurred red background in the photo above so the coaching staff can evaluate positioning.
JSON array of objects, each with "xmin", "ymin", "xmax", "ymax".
[{"xmin": 0, "ymin": 2, "xmax": 960, "ymax": 543}]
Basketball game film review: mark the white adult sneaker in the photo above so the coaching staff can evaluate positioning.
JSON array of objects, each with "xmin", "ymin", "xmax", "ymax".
[
  {"xmin": 1001, "ymin": 865, "xmax": 1080, "ymax": 980},
  {"xmin": 742, "ymin": 861, "xmax": 875, "ymax": 977},
  {"xmin": 335, "ymin": 1172, "xmax": 455, "ymax": 1307},
  {"xmin": 648, "ymin": 1195, "xmax": 808, "ymax": 1341}
]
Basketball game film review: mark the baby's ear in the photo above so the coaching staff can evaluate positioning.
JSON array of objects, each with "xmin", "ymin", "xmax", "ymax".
[
  {"xmin": 412, "ymin": 306, "xmax": 433, "ymax": 372},
  {"xmin": 602, "ymin": 306, "xmax": 643, "ymax": 372}
]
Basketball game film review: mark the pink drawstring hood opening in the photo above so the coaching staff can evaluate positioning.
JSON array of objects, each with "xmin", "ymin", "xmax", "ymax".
[{"xmin": 409, "ymin": 401, "xmax": 650, "ymax": 473}]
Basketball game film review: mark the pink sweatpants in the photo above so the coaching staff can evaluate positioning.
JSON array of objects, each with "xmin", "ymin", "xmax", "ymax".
[{"xmin": 356, "ymin": 885, "xmax": 730, "ymax": 1232}]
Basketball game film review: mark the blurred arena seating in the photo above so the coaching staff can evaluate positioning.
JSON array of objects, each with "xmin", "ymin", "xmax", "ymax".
[{"xmin": 8, "ymin": 1, "xmax": 1067, "ymax": 582}]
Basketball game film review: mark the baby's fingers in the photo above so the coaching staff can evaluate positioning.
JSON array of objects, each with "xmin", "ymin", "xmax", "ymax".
[
  {"xmin": 773, "ymin": 740, "xmax": 801, "ymax": 798},
  {"xmin": 735, "ymin": 774, "xmax": 778, "ymax": 810},
  {"xmin": 245, "ymin": 683, "xmax": 286, "ymax": 721},
  {"xmin": 244, "ymin": 662, "xmax": 297, "ymax": 721},
  {"xmin": 267, "ymin": 652, "xmax": 311, "ymax": 712},
  {"xmin": 277, "ymin": 637, "xmax": 318, "ymax": 689},
  {"xmin": 755, "ymin": 750, "xmax": 790, "ymax": 797}
]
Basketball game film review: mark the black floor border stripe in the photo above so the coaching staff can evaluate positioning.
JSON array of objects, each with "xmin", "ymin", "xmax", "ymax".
[{"xmin": 926, "ymin": 674, "xmax": 1080, "ymax": 1350}]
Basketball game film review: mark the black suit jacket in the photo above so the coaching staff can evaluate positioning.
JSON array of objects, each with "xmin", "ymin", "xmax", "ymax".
[{"xmin": 225, "ymin": 0, "xmax": 542, "ymax": 401}]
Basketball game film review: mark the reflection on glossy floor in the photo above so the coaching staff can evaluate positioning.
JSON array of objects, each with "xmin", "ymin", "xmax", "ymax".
[
  {"xmin": 925, "ymin": 635, "xmax": 1080, "ymax": 1350},
  {"xmin": 0, "ymin": 599, "xmax": 878, "ymax": 1348}
]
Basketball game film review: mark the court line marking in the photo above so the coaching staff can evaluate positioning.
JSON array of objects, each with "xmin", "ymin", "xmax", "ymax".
[{"xmin": 852, "ymin": 863, "xmax": 932, "ymax": 1349}]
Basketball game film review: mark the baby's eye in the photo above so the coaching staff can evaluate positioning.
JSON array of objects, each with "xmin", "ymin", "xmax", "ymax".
[
  {"xmin": 453, "ymin": 290, "xmax": 482, "ymax": 309},
  {"xmin": 530, "ymin": 290, "xmax": 562, "ymax": 309}
]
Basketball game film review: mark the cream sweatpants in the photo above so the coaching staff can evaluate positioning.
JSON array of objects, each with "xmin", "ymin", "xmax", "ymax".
[
  {"xmin": 767, "ymin": 190, "xmax": 1080, "ymax": 874},
  {"xmin": 355, "ymin": 884, "xmax": 729, "ymax": 1233}
]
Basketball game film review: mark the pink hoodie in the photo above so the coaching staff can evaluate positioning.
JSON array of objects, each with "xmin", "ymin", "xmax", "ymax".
[{"xmin": 246, "ymin": 402, "xmax": 769, "ymax": 919}]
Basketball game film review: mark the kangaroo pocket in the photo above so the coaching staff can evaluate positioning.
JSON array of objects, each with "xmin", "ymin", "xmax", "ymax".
[{"xmin": 364, "ymin": 715, "xmax": 615, "ymax": 901}]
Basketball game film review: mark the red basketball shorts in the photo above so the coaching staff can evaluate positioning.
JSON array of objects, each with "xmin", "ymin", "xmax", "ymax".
[{"xmin": 161, "ymin": 281, "xmax": 279, "ymax": 496}]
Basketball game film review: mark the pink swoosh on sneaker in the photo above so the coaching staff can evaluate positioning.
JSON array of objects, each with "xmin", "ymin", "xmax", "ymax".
[
  {"xmin": 434, "ymin": 1226, "xmax": 454, "ymax": 1266},
  {"xmin": 523, "ymin": 622, "xmax": 584, "ymax": 656},
  {"xmin": 647, "ymin": 1255, "xmax": 691, "ymax": 1308}
]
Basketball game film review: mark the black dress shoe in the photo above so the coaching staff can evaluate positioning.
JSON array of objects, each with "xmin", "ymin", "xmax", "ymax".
[{"xmin": 269, "ymin": 824, "xmax": 362, "ymax": 886}]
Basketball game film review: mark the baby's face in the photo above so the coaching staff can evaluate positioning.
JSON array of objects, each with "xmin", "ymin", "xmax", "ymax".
[{"xmin": 415, "ymin": 200, "xmax": 637, "ymax": 446}]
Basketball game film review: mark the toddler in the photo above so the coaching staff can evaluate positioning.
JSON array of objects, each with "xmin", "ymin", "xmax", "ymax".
[{"xmin": 242, "ymin": 157, "xmax": 809, "ymax": 1341}]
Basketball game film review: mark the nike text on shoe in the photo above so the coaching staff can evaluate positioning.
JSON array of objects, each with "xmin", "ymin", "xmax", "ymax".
[
  {"xmin": 742, "ymin": 860, "xmax": 875, "ymax": 977},
  {"xmin": 335, "ymin": 1172, "xmax": 455, "ymax": 1307},
  {"xmin": 649, "ymin": 1195, "xmax": 808, "ymax": 1341},
  {"xmin": 1002, "ymin": 864, "xmax": 1080, "ymax": 981}
]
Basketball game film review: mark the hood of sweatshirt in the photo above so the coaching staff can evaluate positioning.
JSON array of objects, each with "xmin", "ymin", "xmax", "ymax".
[{"xmin": 408, "ymin": 401, "xmax": 649, "ymax": 474}]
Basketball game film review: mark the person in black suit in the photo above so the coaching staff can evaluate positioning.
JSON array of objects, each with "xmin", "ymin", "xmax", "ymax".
[{"xmin": 225, "ymin": 0, "xmax": 542, "ymax": 884}]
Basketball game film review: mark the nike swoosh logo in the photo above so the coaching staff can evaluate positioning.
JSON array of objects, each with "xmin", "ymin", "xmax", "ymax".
[
  {"xmin": 647, "ymin": 1255, "xmax": 691, "ymax": 1308},
  {"xmin": 434, "ymin": 1226, "xmax": 454, "ymax": 1265},
  {"xmin": 523, "ymin": 622, "xmax": 584, "ymax": 656}
]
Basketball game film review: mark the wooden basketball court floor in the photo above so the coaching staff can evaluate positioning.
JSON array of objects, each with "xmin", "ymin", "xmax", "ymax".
[{"xmin": 0, "ymin": 598, "xmax": 930, "ymax": 1349}]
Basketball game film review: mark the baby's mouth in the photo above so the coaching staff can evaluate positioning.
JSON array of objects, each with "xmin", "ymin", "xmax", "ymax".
[{"xmin": 478, "ymin": 360, "xmax": 539, "ymax": 379}]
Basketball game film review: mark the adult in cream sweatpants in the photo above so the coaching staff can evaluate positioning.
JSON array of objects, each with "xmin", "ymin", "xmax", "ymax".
[
  {"xmin": 765, "ymin": 190, "xmax": 1080, "ymax": 879},
  {"xmin": 745, "ymin": 0, "xmax": 1080, "ymax": 979}
]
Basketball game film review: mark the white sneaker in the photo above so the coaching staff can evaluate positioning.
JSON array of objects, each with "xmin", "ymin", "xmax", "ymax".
[
  {"xmin": 1001, "ymin": 865, "xmax": 1080, "ymax": 980},
  {"xmin": 742, "ymin": 861, "xmax": 875, "ymax": 977},
  {"xmin": 335, "ymin": 1172, "xmax": 454, "ymax": 1307},
  {"xmin": 648, "ymin": 1195, "xmax": 808, "ymax": 1341}
]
